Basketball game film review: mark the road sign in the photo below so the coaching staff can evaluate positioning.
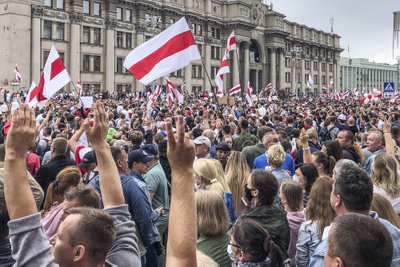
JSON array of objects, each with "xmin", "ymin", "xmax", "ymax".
[{"xmin": 384, "ymin": 82, "xmax": 395, "ymax": 98}]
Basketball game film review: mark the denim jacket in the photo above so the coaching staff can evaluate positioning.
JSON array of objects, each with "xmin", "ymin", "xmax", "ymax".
[{"xmin": 295, "ymin": 220, "xmax": 321, "ymax": 267}]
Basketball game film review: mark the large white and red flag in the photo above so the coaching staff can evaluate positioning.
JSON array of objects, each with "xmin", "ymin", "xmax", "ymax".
[
  {"xmin": 15, "ymin": 64, "xmax": 22, "ymax": 82},
  {"xmin": 215, "ymin": 31, "xmax": 236, "ymax": 97},
  {"xmin": 246, "ymin": 81, "xmax": 254, "ymax": 106},
  {"xmin": 124, "ymin": 17, "xmax": 200, "ymax": 85},
  {"xmin": 25, "ymin": 81, "xmax": 38, "ymax": 107},
  {"xmin": 147, "ymin": 85, "xmax": 162, "ymax": 111},
  {"xmin": 166, "ymin": 78, "xmax": 184, "ymax": 104},
  {"xmin": 166, "ymin": 83, "xmax": 174, "ymax": 106},
  {"xmin": 229, "ymin": 84, "xmax": 241, "ymax": 96}
]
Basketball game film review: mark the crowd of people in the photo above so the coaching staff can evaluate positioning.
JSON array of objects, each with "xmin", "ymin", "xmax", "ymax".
[{"xmin": 0, "ymin": 90, "xmax": 399, "ymax": 267}]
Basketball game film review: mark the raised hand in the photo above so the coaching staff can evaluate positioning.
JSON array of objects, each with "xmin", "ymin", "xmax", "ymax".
[
  {"xmin": 383, "ymin": 119, "xmax": 391, "ymax": 134},
  {"xmin": 299, "ymin": 128, "xmax": 309, "ymax": 146},
  {"xmin": 82, "ymin": 100, "xmax": 109, "ymax": 149}
]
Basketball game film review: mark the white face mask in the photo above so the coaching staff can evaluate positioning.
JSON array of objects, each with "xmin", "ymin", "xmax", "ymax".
[
  {"xmin": 227, "ymin": 244, "xmax": 236, "ymax": 261},
  {"xmin": 292, "ymin": 174, "xmax": 301, "ymax": 183}
]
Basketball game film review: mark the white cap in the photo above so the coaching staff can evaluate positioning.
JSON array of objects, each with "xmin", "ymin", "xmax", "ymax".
[
  {"xmin": 338, "ymin": 114, "xmax": 346, "ymax": 121},
  {"xmin": 0, "ymin": 104, "xmax": 8, "ymax": 113}
]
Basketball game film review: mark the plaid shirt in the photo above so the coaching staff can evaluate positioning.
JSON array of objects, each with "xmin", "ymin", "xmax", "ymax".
[{"xmin": 309, "ymin": 211, "xmax": 400, "ymax": 267}]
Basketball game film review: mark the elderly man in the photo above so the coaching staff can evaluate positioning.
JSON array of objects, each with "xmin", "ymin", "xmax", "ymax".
[
  {"xmin": 194, "ymin": 136, "xmax": 212, "ymax": 159},
  {"xmin": 363, "ymin": 130, "xmax": 385, "ymax": 176},
  {"xmin": 336, "ymin": 130, "xmax": 361, "ymax": 164}
]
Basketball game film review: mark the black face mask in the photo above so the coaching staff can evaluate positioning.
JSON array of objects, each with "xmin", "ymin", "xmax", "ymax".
[{"xmin": 244, "ymin": 186, "xmax": 254, "ymax": 202}]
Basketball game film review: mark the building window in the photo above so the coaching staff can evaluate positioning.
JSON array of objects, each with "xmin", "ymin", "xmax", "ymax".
[
  {"xmin": 322, "ymin": 63, "xmax": 326, "ymax": 72},
  {"xmin": 43, "ymin": 51, "xmax": 50, "ymax": 68},
  {"xmin": 126, "ymin": 33, "xmax": 132, "ymax": 48},
  {"xmin": 305, "ymin": 60, "xmax": 310, "ymax": 70},
  {"xmin": 44, "ymin": 0, "xmax": 52, "ymax": 7},
  {"xmin": 314, "ymin": 49, "xmax": 318, "ymax": 57},
  {"xmin": 93, "ymin": 2, "xmax": 101, "ymax": 16},
  {"xmin": 58, "ymin": 52, "xmax": 65, "ymax": 63},
  {"xmin": 285, "ymin": 42, "xmax": 291, "ymax": 52},
  {"xmin": 322, "ymin": 75, "xmax": 326, "ymax": 84},
  {"xmin": 192, "ymin": 65, "xmax": 202, "ymax": 78},
  {"xmin": 83, "ymin": 26, "xmax": 90, "ymax": 43},
  {"xmin": 197, "ymin": 44, "xmax": 202, "ymax": 56},
  {"xmin": 305, "ymin": 47, "xmax": 310, "ymax": 55},
  {"xmin": 169, "ymin": 18, "xmax": 175, "ymax": 25},
  {"xmin": 211, "ymin": 27, "xmax": 220, "ymax": 39},
  {"xmin": 43, "ymin": 20, "xmax": 52, "ymax": 39},
  {"xmin": 55, "ymin": 22, "xmax": 64, "ymax": 40},
  {"xmin": 176, "ymin": 69, "xmax": 183, "ymax": 77},
  {"xmin": 329, "ymin": 64, "xmax": 333, "ymax": 72},
  {"xmin": 92, "ymin": 84, "xmax": 101, "ymax": 92},
  {"xmin": 116, "ymin": 84, "xmax": 124, "ymax": 92},
  {"xmin": 82, "ymin": 55, "xmax": 90, "ymax": 71},
  {"xmin": 116, "ymin": 7, "xmax": 122, "ymax": 20},
  {"xmin": 116, "ymin": 31, "xmax": 123, "ymax": 47},
  {"xmin": 211, "ymin": 46, "xmax": 221, "ymax": 59},
  {"xmin": 56, "ymin": 0, "xmax": 64, "ymax": 9},
  {"xmin": 191, "ymin": 23, "xmax": 202, "ymax": 36},
  {"xmin": 313, "ymin": 61, "xmax": 318, "ymax": 71},
  {"xmin": 211, "ymin": 66, "xmax": 219, "ymax": 79},
  {"xmin": 322, "ymin": 50, "xmax": 326, "ymax": 59},
  {"xmin": 285, "ymin": 57, "xmax": 291, "ymax": 67},
  {"xmin": 305, "ymin": 74, "xmax": 309, "ymax": 84},
  {"xmin": 125, "ymin": 9, "xmax": 132, "ymax": 22},
  {"xmin": 116, "ymin": 58, "xmax": 124, "ymax": 73},
  {"xmin": 93, "ymin": 56, "xmax": 101, "ymax": 72},
  {"xmin": 83, "ymin": 0, "xmax": 90, "ymax": 14},
  {"xmin": 145, "ymin": 35, "xmax": 151, "ymax": 41},
  {"xmin": 93, "ymin": 28, "xmax": 101, "ymax": 45},
  {"xmin": 314, "ymin": 75, "xmax": 318, "ymax": 84},
  {"xmin": 285, "ymin": 72, "xmax": 291, "ymax": 83}
]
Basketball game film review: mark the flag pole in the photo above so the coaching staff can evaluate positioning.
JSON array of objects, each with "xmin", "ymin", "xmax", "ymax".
[
  {"xmin": 200, "ymin": 57, "xmax": 218, "ymax": 104},
  {"xmin": 234, "ymin": 47, "xmax": 245, "ymax": 100},
  {"xmin": 69, "ymin": 81, "xmax": 84, "ymax": 107}
]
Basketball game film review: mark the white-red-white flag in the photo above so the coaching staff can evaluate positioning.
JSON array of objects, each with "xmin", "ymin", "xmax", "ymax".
[
  {"xmin": 229, "ymin": 84, "xmax": 241, "ymax": 96},
  {"xmin": 15, "ymin": 64, "xmax": 22, "ymax": 82},
  {"xmin": 353, "ymin": 88, "xmax": 359, "ymax": 97},
  {"xmin": 246, "ymin": 81, "xmax": 254, "ymax": 106},
  {"xmin": 25, "ymin": 81, "xmax": 38, "ymax": 107},
  {"xmin": 124, "ymin": 17, "xmax": 200, "ymax": 85},
  {"xmin": 307, "ymin": 74, "xmax": 314, "ymax": 88},
  {"xmin": 166, "ymin": 83, "xmax": 174, "ymax": 106},
  {"xmin": 76, "ymin": 81, "xmax": 83, "ymax": 97},
  {"xmin": 215, "ymin": 31, "xmax": 236, "ymax": 97},
  {"xmin": 268, "ymin": 87, "xmax": 276, "ymax": 102},
  {"xmin": 166, "ymin": 78, "xmax": 184, "ymax": 104},
  {"xmin": 147, "ymin": 85, "xmax": 162, "ymax": 111}
]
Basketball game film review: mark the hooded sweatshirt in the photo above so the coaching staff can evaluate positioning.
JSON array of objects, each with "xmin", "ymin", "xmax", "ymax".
[{"xmin": 286, "ymin": 210, "xmax": 306, "ymax": 267}]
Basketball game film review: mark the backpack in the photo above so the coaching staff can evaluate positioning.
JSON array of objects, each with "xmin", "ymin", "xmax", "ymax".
[{"xmin": 320, "ymin": 126, "xmax": 337, "ymax": 142}]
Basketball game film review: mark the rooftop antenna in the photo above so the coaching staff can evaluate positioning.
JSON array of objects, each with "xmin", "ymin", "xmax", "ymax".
[{"xmin": 329, "ymin": 18, "xmax": 334, "ymax": 33}]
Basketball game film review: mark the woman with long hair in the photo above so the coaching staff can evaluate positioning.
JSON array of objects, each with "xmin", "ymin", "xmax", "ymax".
[
  {"xmin": 194, "ymin": 158, "xmax": 236, "ymax": 222},
  {"xmin": 196, "ymin": 190, "xmax": 231, "ymax": 267},
  {"xmin": 371, "ymin": 153, "xmax": 400, "ymax": 214},
  {"xmin": 321, "ymin": 140, "xmax": 343, "ymax": 162},
  {"xmin": 295, "ymin": 164, "xmax": 319, "ymax": 207},
  {"xmin": 296, "ymin": 176, "xmax": 336, "ymax": 267},
  {"xmin": 229, "ymin": 219, "xmax": 290, "ymax": 267},
  {"xmin": 311, "ymin": 151, "xmax": 336, "ymax": 177},
  {"xmin": 225, "ymin": 151, "xmax": 250, "ymax": 216},
  {"xmin": 371, "ymin": 193, "xmax": 400, "ymax": 228}
]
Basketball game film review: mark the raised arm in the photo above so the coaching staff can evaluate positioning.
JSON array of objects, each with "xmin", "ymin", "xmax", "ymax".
[
  {"xmin": 68, "ymin": 125, "xmax": 85, "ymax": 153},
  {"xmin": 4, "ymin": 104, "xmax": 37, "ymax": 219},
  {"xmin": 83, "ymin": 101, "xmax": 124, "ymax": 208},
  {"xmin": 300, "ymin": 128, "xmax": 313, "ymax": 164},
  {"xmin": 166, "ymin": 116, "xmax": 197, "ymax": 267},
  {"xmin": 383, "ymin": 119, "xmax": 395, "ymax": 156}
]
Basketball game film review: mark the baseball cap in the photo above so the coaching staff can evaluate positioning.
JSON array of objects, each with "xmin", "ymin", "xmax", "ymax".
[
  {"xmin": 128, "ymin": 149, "xmax": 154, "ymax": 165},
  {"xmin": 78, "ymin": 151, "xmax": 95, "ymax": 168},
  {"xmin": 141, "ymin": 144, "xmax": 158, "ymax": 156},
  {"xmin": 194, "ymin": 136, "xmax": 211, "ymax": 148},
  {"xmin": 216, "ymin": 142, "xmax": 231, "ymax": 152},
  {"xmin": 338, "ymin": 114, "xmax": 346, "ymax": 121}
]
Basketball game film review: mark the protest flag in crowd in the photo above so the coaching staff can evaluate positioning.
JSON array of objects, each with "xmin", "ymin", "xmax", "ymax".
[
  {"xmin": 76, "ymin": 81, "xmax": 83, "ymax": 97},
  {"xmin": 166, "ymin": 82, "xmax": 174, "ymax": 106},
  {"xmin": 268, "ymin": 86, "xmax": 276, "ymax": 102},
  {"xmin": 229, "ymin": 84, "xmax": 241, "ymax": 96},
  {"xmin": 215, "ymin": 31, "xmax": 236, "ymax": 97},
  {"xmin": 14, "ymin": 64, "xmax": 22, "ymax": 82},
  {"xmin": 25, "ymin": 81, "xmax": 38, "ymax": 107},
  {"xmin": 246, "ymin": 81, "xmax": 254, "ymax": 106},
  {"xmin": 307, "ymin": 74, "xmax": 314, "ymax": 88},
  {"xmin": 166, "ymin": 78, "xmax": 184, "ymax": 104},
  {"xmin": 259, "ymin": 82, "xmax": 272, "ymax": 97},
  {"xmin": 146, "ymin": 85, "xmax": 161, "ymax": 111},
  {"xmin": 353, "ymin": 88, "xmax": 359, "ymax": 97},
  {"xmin": 124, "ymin": 17, "xmax": 200, "ymax": 85}
]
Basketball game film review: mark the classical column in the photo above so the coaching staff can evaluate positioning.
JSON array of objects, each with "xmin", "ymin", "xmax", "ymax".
[
  {"xmin": 300, "ymin": 58, "xmax": 305, "ymax": 94},
  {"xmin": 203, "ymin": 40, "xmax": 211, "ymax": 91},
  {"xmin": 185, "ymin": 64, "xmax": 192, "ymax": 93},
  {"xmin": 69, "ymin": 13, "xmax": 82, "ymax": 84},
  {"xmin": 318, "ymin": 61, "xmax": 322, "ymax": 90},
  {"xmin": 31, "ymin": 6, "xmax": 42, "ymax": 83},
  {"xmin": 134, "ymin": 25, "xmax": 145, "ymax": 90},
  {"xmin": 291, "ymin": 58, "xmax": 296, "ymax": 93},
  {"xmin": 105, "ymin": 19, "xmax": 116, "ymax": 92},
  {"xmin": 244, "ymin": 41, "xmax": 250, "ymax": 86},
  {"xmin": 232, "ymin": 43, "xmax": 240, "ymax": 86},
  {"xmin": 279, "ymin": 49, "xmax": 285, "ymax": 90},
  {"xmin": 270, "ymin": 47, "xmax": 276, "ymax": 87}
]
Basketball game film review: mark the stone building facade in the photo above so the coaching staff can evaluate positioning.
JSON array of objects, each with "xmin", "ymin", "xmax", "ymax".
[{"xmin": 0, "ymin": 0, "xmax": 342, "ymax": 95}]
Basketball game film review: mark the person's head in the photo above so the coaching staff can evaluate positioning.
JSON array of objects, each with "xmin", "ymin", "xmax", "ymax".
[
  {"xmin": 128, "ymin": 130, "xmax": 144, "ymax": 147},
  {"xmin": 43, "ymin": 126, "xmax": 52, "ymax": 137},
  {"xmin": 311, "ymin": 151, "xmax": 336, "ymax": 177},
  {"xmin": 371, "ymin": 193, "xmax": 400, "ymax": 228},
  {"xmin": 267, "ymin": 144, "xmax": 286, "ymax": 168},
  {"xmin": 306, "ymin": 176, "xmax": 336, "ymax": 238},
  {"xmin": 331, "ymin": 161, "xmax": 373, "ymax": 215},
  {"xmin": 261, "ymin": 131, "xmax": 278, "ymax": 149},
  {"xmin": 110, "ymin": 146, "xmax": 128, "ymax": 173},
  {"xmin": 192, "ymin": 127, "xmax": 204, "ymax": 139},
  {"xmin": 202, "ymin": 129, "xmax": 215, "ymax": 143},
  {"xmin": 336, "ymin": 130, "xmax": 354, "ymax": 149},
  {"xmin": 279, "ymin": 181, "xmax": 303, "ymax": 212},
  {"xmin": 371, "ymin": 153, "xmax": 400, "ymax": 197},
  {"xmin": 78, "ymin": 151, "xmax": 97, "ymax": 172},
  {"xmin": 196, "ymin": 190, "xmax": 229, "ymax": 237},
  {"xmin": 52, "ymin": 137, "xmax": 69, "ymax": 156},
  {"xmin": 225, "ymin": 151, "xmax": 251, "ymax": 214},
  {"xmin": 63, "ymin": 185, "xmax": 101, "ymax": 214},
  {"xmin": 323, "ymin": 140, "xmax": 343, "ymax": 162},
  {"xmin": 257, "ymin": 126, "xmax": 273, "ymax": 142},
  {"xmin": 240, "ymin": 119, "xmax": 249, "ymax": 130},
  {"xmin": 222, "ymin": 124, "xmax": 231, "ymax": 135},
  {"xmin": 127, "ymin": 149, "xmax": 154, "ymax": 174},
  {"xmin": 366, "ymin": 131, "xmax": 385, "ymax": 152},
  {"xmin": 194, "ymin": 136, "xmax": 211, "ymax": 158},
  {"xmin": 43, "ymin": 167, "xmax": 82, "ymax": 213},
  {"xmin": 215, "ymin": 142, "xmax": 231, "ymax": 165},
  {"xmin": 296, "ymin": 164, "xmax": 319, "ymax": 194},
  {"xmin": 230, "ymin": 219, "xmax": 286, "ymax": 264},
  {"xmin": 193, "ymin": 159, "xmax": 229, "ymax": 196},
  {"xmin": 306, "ymin": 128, "xmax": 318, "ymax": 144},
  {"xmin": 286, "ymin": 116, "xmax": 294, "ymax": 125},
  {"xmin": 325, "ymin": 213, "xmax": 393, "ymax": 267},
  {"xmin": 246, "ymin": 170, "xmax": 277, "ymax": 206},
  {"xmin": 223, "ymin": 136, "xmax": 233, "ymax": 148},
  {"xmin": 49, "ymin": 207, "xmax": 116, "ymax": 266}
]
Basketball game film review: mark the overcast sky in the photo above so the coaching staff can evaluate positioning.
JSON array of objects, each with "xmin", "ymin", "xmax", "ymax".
[{"xmin": 272, "ymin": 0, "xmax": 400, "ymax": 64}]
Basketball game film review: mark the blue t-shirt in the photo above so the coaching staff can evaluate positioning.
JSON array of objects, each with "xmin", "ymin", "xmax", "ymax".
[{"xmin": 253, "ymin": 153, "xmax": 295, "ymax": 176}]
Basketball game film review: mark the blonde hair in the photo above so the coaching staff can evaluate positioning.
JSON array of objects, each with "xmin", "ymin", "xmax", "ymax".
[
  {"xmin": 371, "ymin": 193, "xmax": 400, "ymax": 227},
  {"xmin": 267, "ymin": 144, "xmax": 286, "ymax": 168},
  {"xmin": 196, "ymin": 250, "xmax": 219, "ymax": 267},
  {"xmin": 372, "ymin": 153, "xmax": 400, "ymax": 197},
  {"xmin": 196, "ymin": 190, "xmax": 229, "ymax": 236},
  {"xmin": 43, "ymin": 166, "xmax": 82, "ymax": 213},
  {"xmin": 194, "ymin": 159, "xmax": 230, "ymax": 196},
  {"xmin": 225, "ymin": 151, "xmax": 250, "ymax": 214}
]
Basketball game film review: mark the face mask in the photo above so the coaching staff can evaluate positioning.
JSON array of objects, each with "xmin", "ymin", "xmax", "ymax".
[
  {"xmin": 292, "ymin": 174, "xmax": 300, "ymax": 183},
  {"xmin": 244, "ymin": 186, "xmax": 253, "ymax": 202},
  {"xmin": 227, "ymin": 244, "xmax": 236, "ymax": 261}
]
